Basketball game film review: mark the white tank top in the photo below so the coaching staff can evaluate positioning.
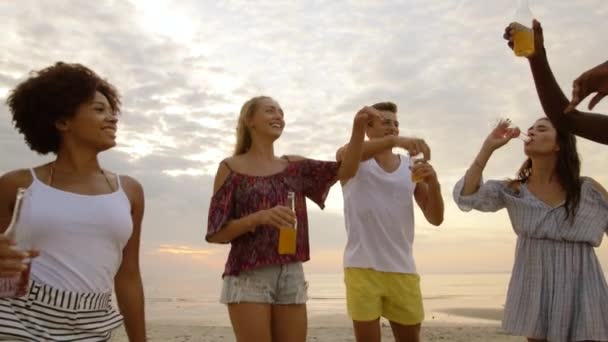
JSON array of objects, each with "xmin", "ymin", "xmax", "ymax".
[
  {"xmin": 16, "ymin": 169, "xmax": 133, "ymax": 292},
  {"xmin": 342, "ymin": 155, "xmax": 417, "ymax": 274}
]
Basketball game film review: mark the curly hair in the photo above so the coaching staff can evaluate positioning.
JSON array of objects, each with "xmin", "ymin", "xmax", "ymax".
[{"xmin": 6, "ymin": 62, "xmax": 121, "ymax": 154}]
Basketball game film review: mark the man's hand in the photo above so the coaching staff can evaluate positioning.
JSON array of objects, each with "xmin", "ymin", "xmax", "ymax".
[{"xmin": 566, "ymin": 60, "xmax": 608, "ymax": 112}]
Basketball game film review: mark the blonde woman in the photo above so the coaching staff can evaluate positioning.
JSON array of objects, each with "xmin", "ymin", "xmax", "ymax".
[{"xmin": 206, "ymin": 96, "xmax": 379, "ymax": 342}]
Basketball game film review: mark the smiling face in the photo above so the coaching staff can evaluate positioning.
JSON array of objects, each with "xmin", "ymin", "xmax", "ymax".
[
  {"xmin": 366, "ymin": 110, "xmax": 399, "ymax": 139},
  {"xmin": 56, "ymin": 91, "xmax": 119, "ymax": 152},
  {"xmin": 248, "ymin": 97, "xmax": 285, "ymax": 141}
]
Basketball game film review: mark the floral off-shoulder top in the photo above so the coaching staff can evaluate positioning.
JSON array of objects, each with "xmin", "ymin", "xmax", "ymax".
[{"xmin": 206, "ymin": 158, "xmax": 340, "ymax": 277}]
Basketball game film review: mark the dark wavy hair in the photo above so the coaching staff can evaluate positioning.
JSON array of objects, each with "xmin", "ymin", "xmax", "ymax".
[
  {"xmin": 6, "ymin": 62, "xmax": 120, "ymax": 154},
  {"xmin": 514, "ymin": 118, "xmax": 581, "ymax": 221}
]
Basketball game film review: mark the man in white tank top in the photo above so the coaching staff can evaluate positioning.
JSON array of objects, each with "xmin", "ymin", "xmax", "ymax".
[{"xmin": 336, "ymin": 102, "xmax": 444, "ymax": 342}]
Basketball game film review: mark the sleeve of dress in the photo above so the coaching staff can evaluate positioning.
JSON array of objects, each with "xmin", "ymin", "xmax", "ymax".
[
  {"xmin": 295, "ymin": 159, "xmax": 340, "ymax": 209},
  {"xmin": 452, "ymin": 176, "xmax": 507, "ymax": 213},
  {"xmin": 205, "ymin": 175, "xmax": 236, "ymax": 242},
  {"xmin": 585, "ymin": 179, "xmax": 608, "ymax": 235}
]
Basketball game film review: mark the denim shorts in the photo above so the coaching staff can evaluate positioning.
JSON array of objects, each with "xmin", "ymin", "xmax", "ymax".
[{"xmin": 220, "ymin": 262, "xmax": 308, "ymax": 305}]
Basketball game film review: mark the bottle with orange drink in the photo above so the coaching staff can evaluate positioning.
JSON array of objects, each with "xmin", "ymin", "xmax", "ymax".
[
  {"xmin": 410, "ymin": 153, "xmax": 426, "ymax": 183},
  {"xmin": 278, "ymin": 191, "xmax": 297, "ymax": 255},
  {"xmin": 512, "ymin": 0, "xmax": 535, "ymax": 57}
]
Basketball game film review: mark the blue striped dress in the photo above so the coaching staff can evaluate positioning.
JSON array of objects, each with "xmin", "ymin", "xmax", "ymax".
[{"xmin": 453, "ymin": 177, "xmax": 608, "ymax": 342}]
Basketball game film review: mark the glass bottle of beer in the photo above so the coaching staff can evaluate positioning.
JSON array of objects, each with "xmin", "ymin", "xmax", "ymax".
[
  {"xmin": 512, "ymin": 0, "xmax": 535, "ymax": 57},
  {"xmin": 410, "ymin": 153, "xmax": 425, "ymax": 183},
  {"xmin": 0, "ymin": 188, "xmax": 32, "ymax": 297},
  {"xmin": 278, "ymin": 191, "xmax": 297, "ymax": 255}
]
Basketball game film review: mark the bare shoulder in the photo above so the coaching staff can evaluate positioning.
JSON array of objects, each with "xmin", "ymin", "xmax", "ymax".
[
  {"xmin": 283, "ymin": 155, "xmax": 307, "ymax": 162},
  {"xmin": 213, "ymin": 157, "xmax": 235, "ymax": 194},
  {"xmin": 0, "ymin": 169, "xmax": 34, "ymax": 192},
  {"xmin": 0, "ymin": 169, "xmax": 34, "ymax": 214},
  {"xmin": 586, "ymin": 177, "xmax": 608, "ymax": 200},
  {"xmin": 119, "ymin": 175, "xmax": 144, "ymax": 201},
  {"xmin": 222, "ymin": 155, "xmax": 248, "ymax": 170}
]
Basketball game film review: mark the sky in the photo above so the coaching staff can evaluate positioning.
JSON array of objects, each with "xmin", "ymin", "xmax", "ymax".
[{"xmin": 1, "ymin": 0, "xmax": 607, "ymax": 294}]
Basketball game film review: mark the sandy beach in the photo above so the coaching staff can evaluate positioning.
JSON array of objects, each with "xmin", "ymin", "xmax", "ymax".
[
  {"xmin": 110, "ymin": 322, "xmax": 519, "ymax": 342},
  {"xmin": 110, "ymin": 273, "xmax": 524, "ymax": 341},
  {"xmin": 111, "ymin": 311, "xmax": 520, "ymax": 342}
]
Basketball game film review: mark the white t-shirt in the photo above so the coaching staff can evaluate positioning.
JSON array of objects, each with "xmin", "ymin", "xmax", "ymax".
[{"xmin": 341, "ymin": 154, "xmax": 417, "ymax": 274}]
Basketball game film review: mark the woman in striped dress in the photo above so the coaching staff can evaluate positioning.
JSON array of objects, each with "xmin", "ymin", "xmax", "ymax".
[
  {"xmin": 0, "ymin": 62, "xmax": 146, "ymax": 341},
  {"xmin": 453, "ymin": 118, "xmax": 608, "ymax": 342}
]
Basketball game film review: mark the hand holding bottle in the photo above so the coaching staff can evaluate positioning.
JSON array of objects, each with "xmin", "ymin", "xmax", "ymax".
[
  {"xmin": 0, "ymin": 235, "xmax": 31, "ymax": 278},
  {"xmin": 482, "ymin": 119, "xmax": 521, "ymax": 152},
  {"xmin": 255, "ymin": 206, "xmax": 296, "ymax": 229},
  {"xmin": 278, "ymin": 192, "xmax": 297, "ymax": 255}
]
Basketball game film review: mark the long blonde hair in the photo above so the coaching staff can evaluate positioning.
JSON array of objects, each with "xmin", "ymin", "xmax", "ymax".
[{"xmin": 234, "ymin": 96, "xmax": 272, "ymax": 156}]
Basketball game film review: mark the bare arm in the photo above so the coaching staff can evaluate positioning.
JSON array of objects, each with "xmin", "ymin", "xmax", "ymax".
[
  {"xmin": 206, "ymin": 214, "xmax": 261, "ymax": 244},
  {"xmin": 206, "ymin": 162, "xmax": 260, "ymax": 243},
  {"xmin": 461, "ymin": 120, "xmax": 519, "ymax": 196},
  {"xmin": 461, "ymin": 146, "xmax": 494, "ymax": 196},
  {"xmin": 413, "ymin": 169, "xmax": 444, "ymax": 226},
  {"xmin": 336, "ymin": 136, "xmax": 431, "ymax": 163},
  {"xmin": 114, "ymin": 176, "xmax": 146, "ymax": 342},
  {"xmin": 0, "ymin": 170, "xmax": 36, "ymax": 278},
  {"xmin": 336, "ymin": 107, "xmax": 379, "ymax": 182},
  {"xmin": 336, "ymin": 136, "xmax": 394, "ymax": 163},
  {"xmin": 528, "ymin": 48, "xmax": 608, "ymax": 144},
  {"xmin": 505, "ymin": 20, "xmax": 608, "ymax": 144}
]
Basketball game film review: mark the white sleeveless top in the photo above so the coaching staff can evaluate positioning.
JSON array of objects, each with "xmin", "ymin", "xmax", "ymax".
[
  {"xmin": 341, "ymin": 155, "xmax": 417, "ymax": 274},
  {"xmin": 15, "ymin": 169, "xmax": 133, "ymax": 292}
]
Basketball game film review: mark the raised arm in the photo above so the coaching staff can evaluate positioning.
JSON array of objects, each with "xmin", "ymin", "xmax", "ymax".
[
  {"xmin": 504, "ymin": 20, "xmax": 608, "ymax": 144},
  {"xmin": 461, "ymin": 120, "xmax": 519, "ymax": 196},
  {"xmin": 336, "ymin": 136, "xmax": 430, "ymax": 163},
  {"xmin": 336, "ymin": 106, "xmax": 382, "ymax": 182}
]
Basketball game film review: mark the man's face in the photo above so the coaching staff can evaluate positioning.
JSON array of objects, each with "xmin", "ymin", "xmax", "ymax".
[{"xmin": 366, "ymin": 110, "xmax": 399, "ymax": 139}]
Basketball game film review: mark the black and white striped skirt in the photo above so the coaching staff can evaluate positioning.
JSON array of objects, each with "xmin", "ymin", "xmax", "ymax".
[{"xmin": 0, "ymin": 281, "xmax": 123, "ymax": 341}]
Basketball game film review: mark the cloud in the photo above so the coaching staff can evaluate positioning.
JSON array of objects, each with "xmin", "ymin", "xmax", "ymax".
[{"xmin": 0, "ymin": 0, "xmax": 607, "ymax": 296}]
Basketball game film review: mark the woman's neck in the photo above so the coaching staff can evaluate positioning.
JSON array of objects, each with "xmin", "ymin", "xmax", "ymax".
[{"xmin": 528, "ymin": 155, "xmax": 558, "ymax": 185}]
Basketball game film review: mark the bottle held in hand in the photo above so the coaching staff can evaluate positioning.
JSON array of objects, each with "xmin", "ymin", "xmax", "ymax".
[
  {"xmin": 278, "ymin": 191, "xmax": 297, "ymax": 255},
  {"xmin": 512, "ymin": 0, "xmax": 535, "ymax": 57},
  {"xmin": 0, "ymin": 188, "xmax": 32, "ymax": 298}
]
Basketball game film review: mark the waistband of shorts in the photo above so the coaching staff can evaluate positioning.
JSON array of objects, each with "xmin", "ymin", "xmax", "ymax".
[{"xmin": 26, "ymin": 280, "xmax": 113, "ymax": 311}]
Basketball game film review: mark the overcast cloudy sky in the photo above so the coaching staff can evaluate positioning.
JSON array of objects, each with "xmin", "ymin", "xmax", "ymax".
[{"xmin": 1, "ymin": 0, "xmax": 606, "ymax": 294}]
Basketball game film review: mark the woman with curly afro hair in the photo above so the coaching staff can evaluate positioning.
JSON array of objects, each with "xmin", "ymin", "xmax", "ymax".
[{"xmin": 0, "ymin": 62, "xmax": 146, "ymax": 341}]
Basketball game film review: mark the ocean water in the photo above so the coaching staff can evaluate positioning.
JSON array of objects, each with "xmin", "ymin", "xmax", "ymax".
[{"xmin": 143, "ymin": 273, "xmax": 514, "ymax": 326}]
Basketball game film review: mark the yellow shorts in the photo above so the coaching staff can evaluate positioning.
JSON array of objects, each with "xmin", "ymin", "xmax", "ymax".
[{"xmin": 344, "ymin": 268, "xmax": 424, "ymax": 326}]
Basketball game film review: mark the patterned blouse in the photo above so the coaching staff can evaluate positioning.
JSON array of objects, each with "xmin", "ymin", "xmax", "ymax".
[{"xmin": 207, "ymin": 158, "xmax": 340, "ymax": 277}]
